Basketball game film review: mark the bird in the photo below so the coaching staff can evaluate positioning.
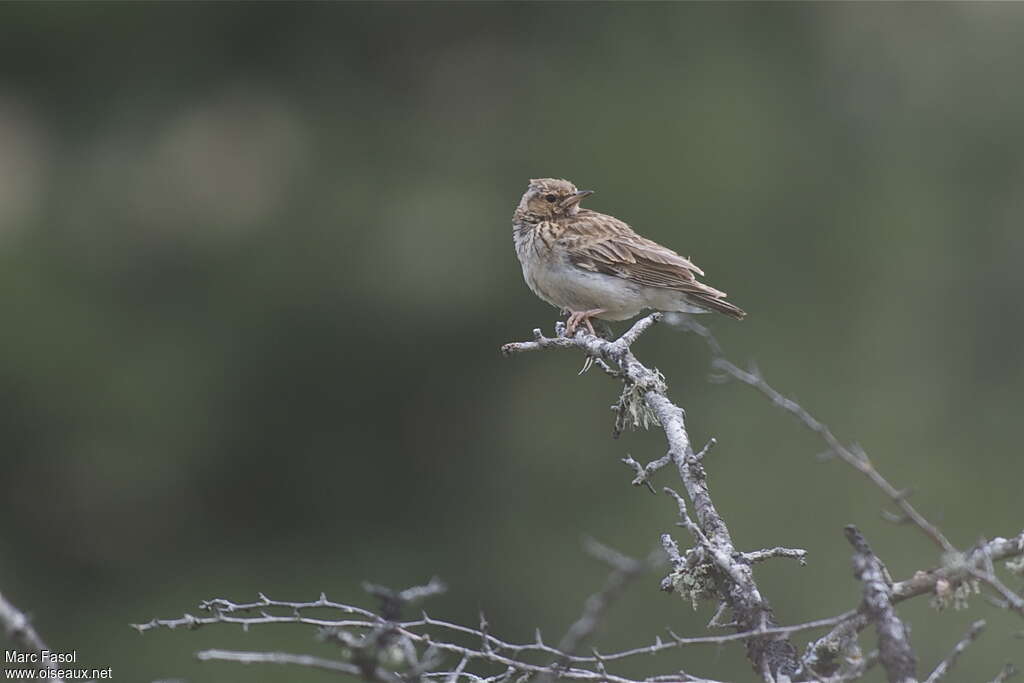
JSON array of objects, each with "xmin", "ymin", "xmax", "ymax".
[{"xmin": 512, "ymin": 178, "xmax": 746, "ymax": 336}]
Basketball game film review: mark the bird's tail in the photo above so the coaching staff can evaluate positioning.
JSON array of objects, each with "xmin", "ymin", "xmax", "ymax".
[{"xmin": 681, "ymin": 291, "xmax": 746, "ymax": 320}]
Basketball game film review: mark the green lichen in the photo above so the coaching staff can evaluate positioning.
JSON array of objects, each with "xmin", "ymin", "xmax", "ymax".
[
  {"xmin": 669, "ymin": 558, "xmax": 716, "ymax": 611},
  {"xmin": 614, "ymin": 372, "xmax": 664, "ymax": 433}
]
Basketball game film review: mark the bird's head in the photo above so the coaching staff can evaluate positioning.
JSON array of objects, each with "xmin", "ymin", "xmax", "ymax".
[{"xmin": 515, "ymin": 178, "xmax": 593, "ymax": 222}]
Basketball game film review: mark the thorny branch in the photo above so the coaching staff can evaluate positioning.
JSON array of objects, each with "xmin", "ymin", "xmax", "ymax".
[
  {"xmin": 0, "ymin": 592, "xmax": 66, "ymax": 683},
  {"xmin": 131, "ymin": 315, "xmax": 1024, "ymax": 682},
  {"xmin": 844, "ymin": 525, "xmax": 917, "ymax": 683},
  {"xmin": 991, "ymin": 664, "xmax": 1020, "ymax": 683},
  {"xmin": 672, "ymin": 316, "xmax": 1024, "ymax": 676},
  {"xmin": 675, "ymin": 317, "xmax": 955, "ymax": 554},
  {"xmin": 800, "ymin": 530, "xmax": 1024, "ymax": 679},
  {"xmin": 197, "ymin": 649, "xmax": 364, "ymax": 676},
  {"xmin": 133, "ymin": 587, "xmax": 862, "ymax": 654},
  {"xmin": 505, "ymin": 315, "xmax": 803, "ymax": 681},
  {"xmin": 555, "ymin": 538, "xmax": 664, "ymax": 656},
  {"xmin": 922, "ymin": 619, "xmax": 985, "ymax": 683}
]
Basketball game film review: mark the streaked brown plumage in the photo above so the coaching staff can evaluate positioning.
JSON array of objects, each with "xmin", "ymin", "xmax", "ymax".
[{"xmin": 512, "ymin": 178, "xmax": 745, "ymax": 335}]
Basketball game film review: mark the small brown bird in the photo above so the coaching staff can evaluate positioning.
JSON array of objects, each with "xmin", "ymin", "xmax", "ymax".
[{"xmin": 512, "ymin": 178, "xmax": 745, "ymax": 335}]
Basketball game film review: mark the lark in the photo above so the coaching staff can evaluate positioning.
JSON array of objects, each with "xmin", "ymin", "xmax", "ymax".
[{"xmin": 513, "ymin": 178, "xmax": 745, "ymax": 335}]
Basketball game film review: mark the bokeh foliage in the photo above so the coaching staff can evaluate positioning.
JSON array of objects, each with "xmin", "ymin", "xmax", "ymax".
[{"xmin": 1, "ymin": 3, "xmax": 1022, "ymax": 681}]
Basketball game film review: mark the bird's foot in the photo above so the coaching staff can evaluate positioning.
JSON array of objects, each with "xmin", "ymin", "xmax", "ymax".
[{"xmin": 565, "ymin": 309, "xmax": 606, "ymax": 337}]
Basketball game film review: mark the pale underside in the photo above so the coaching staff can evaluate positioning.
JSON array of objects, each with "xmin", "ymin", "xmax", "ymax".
[{"xmin": 520, "ymin": 253, "xmax": 708, "ymax": 320}]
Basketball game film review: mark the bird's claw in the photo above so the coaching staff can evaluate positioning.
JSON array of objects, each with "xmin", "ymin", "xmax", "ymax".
[{"xmin": 564, "ymin": 309, "xmax": 604, "ymax": 337}]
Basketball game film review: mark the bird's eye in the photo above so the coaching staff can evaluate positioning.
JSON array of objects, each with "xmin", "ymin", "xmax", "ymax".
[{"xmin": 545, "ymin": 194, "xmax": 557, "ymax": 203}]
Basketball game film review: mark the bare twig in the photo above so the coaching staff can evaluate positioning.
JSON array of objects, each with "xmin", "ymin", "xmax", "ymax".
[
  {"xmin": 675, "ymin": 316, "xmax": 1024, "ymax": 679},
  {"xmin": 0, "ymin": 592, "xmax": 66, "ymax": 683},
  {"xmin": 535, "ymin": 542, "xmax": 664, "ymax": 683},
  {"xmin": 443, "ymin": 656, "xmax": 471, "ymax": 683},
  {"xmin": 923, "ymin": 619, "xmax": 985, "ymax": 683},
  {"xmin": 799, "ymin": 616, "xmax": 863, "ymax": 681},
  {"xmin": 676, "ymin": 317, "xmax": 955, "ymax": 555},
  {"xmin": 664, "ymin": 487, "xmax": 746, "ymax": 588},
  {"xmin": 801, "ymin": 529, "xmax": 1024, "ymax": 679},
  {"xmin": 363, "ymin": 577, "xmax": 448, "ymax": 621},
  {"xmin": 968, "ymin": 567, "xmax": 1024, "ymax": 617},
  {"xmin": 890, "ymin": 531, "xmax": 1024, "ymax": 605},
  {"xmin": 196, "ymin": 649, "xmax": 364, "ymax": 676},
  {"xmin": 741, "ymin": 547, "xmax": 808, "ymax": 567},
  {"xmin": 990, "ymin": 663, "xmax": 1019, "ymax": 683},
  {"xmin": 134, "ymin": 318, "xmax": 1024, "ymax": 683},
  {"xmin": 845, "ymin": 526, "xmax": 917, "ymax": 683},
  {"xmin": 621, "ymin": 453, "xmax": 671, "ymax": 493},
  {"xmin": 138, "ymin": 538, "xmax": 1024, "ymax": 681},
  {"xmin": 504, "ymin": 316, "xmax": 801, "ymax": 680},
  {"xmin": 557, "ymin": 540, "xmax": 662, "ymax": 655},
  {"xmin": 138, "ymin": 593, "xmax": 857, "ymax": 659}
]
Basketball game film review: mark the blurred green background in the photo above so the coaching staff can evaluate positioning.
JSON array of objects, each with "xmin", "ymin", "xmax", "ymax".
[{"xmin": 1, "ymin": 3, "xmax": 1022, "ymax": 682}]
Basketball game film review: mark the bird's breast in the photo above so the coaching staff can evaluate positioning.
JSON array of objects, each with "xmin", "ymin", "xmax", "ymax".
[
  {"xmin": 513, "ymin": 224, "xmax": 559, "ymax": 302},
  {"xmin": 513, "ymin": 223, "xmax": 643, "ymax": 319}
]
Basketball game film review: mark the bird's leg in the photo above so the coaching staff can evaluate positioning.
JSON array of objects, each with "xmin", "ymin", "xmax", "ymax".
[
  {"xmin": 565, "ymin": 311, "xmax": 582, "ymax": 336},
  {"xmin": 579, "ymin": 308, "xmax": 605, "ymax": 335},
  {"xmin": 565, "ymin": 309, "xmax": 606, "ymax": 336},
  {"xmin": 565, "ymin": 309, "xmax": 608, "ymax": 373}
]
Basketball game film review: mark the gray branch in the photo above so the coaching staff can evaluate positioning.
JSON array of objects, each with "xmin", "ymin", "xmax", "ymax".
[
  {"xmin": 845, "ymin": 525, "xmax": 917, "ymax": 683},
  {"xmin": 799, "ymin": 617, "xmax": 864, "ymax": 681},
  {"xmin": 968, "ymin": 567, "xmax": 1024, "ymax": 617},
  {"xmin": 891, "ymin": 531, "xmax": 1024, "ymax": 604},
  {"xmin": 801, "ymin": 529, "xmax": 1024, "ymax": 678},
  {"xmin": 196, "ymin": 649, "xmax": 364, "ymax": 676},
  {"xmin": 132, "ymin": 533, "xmax": 1024, "ymax": 680},
  {"xmin": 923, "ymin": 619, "xmax": 985, "ymax": 683},
  {"xmin": 556, "ymin": 539, "xmax": 663, "ymax": 656},
  {"xmin": 676, "ymin": 318, "xmax": 955, "ymax": 554},
  {"xmin": 741, "ymin": 547, "xmax": 808, "ymax": 567},
  {"xmin": 990, "ymin": 663, "xmax": 1019, "ymax": 683},
  {"xmin": 0, "ymin": 592, "xmax": 66, "ymax": 683},
  {"xmin": 136, "ymin": 592, "xmax": 857, "ymax": 658},
  {"xmin": 504, "ymin": 314, "xmax": 800, "ymax": 680},
  {"xmin": 131, "ymin": 318, "xmax": 1024, "ymax": 683}
]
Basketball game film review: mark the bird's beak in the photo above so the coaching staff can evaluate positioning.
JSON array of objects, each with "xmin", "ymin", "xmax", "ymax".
[{"xmin": 561, "ymin": 190, "xmax": 593, "ymax": 209}]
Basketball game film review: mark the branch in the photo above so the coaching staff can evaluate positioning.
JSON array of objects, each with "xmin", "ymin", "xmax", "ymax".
[
  {"xmin": 137, "ymin": 592, "xmax": 857, "ymax": 659},
  {"xmin": 741, "ymin": 547, "xmax": 808, "ymax": 567},
  {"xmin": 503, "ymin": 316, "xmax": 800, "ymax": 680},
  {"xmin": 196, "ymin": 649, "xmax": 364, "ymax": 676},
  {"xmin": 674, "ymin": 317, "xmax": 1024, "ymax": 679},
  {"xmin": 801, "ymin": 529, "xmax": 1024, "ymax": 678},
  {"xmin": 555, "ymin": 539, "xmax": 662, "ymax": 656},
  {"xmin": 990, "ymin": 663, "xmax": 1019, "ymax": 683},
  {"xmin": 136, "ymin": 318, "xmax": 1024, "ymax": 683},
  {"xmin": 677, "ymin": 318, "xmax": 955, "ymax": 554},
  {"xmin": 799, "ymin": 616, "xmax": 864, "ymax": 681},
  {"xmin": 845, "ymin": 526, "xmax": 917, "ymax": 683},
  {"xmin": 363, "ymin": 577, "xmax": 448, "ymax": 621},
  {"xmin": 968, "ymin": 567, "xmax": 1024, "ymax": 617},
  {"xmin": 149, "ymin": 563, "xmax": 1019, "ymax": 682},
  {"xmin": 0, "ymin": 592, "xmax": 66, "ymax": 683},
  {"xmin": 679, "ymin": 316, "xmax": 1024, "ymax": 622},
  {"xmin": 923, "ymin": 619, "xmax": 985, "ymax": 683},
  {"xmin": 889, "ymin": 531, "xmax": 1024, "ymax": 605}
]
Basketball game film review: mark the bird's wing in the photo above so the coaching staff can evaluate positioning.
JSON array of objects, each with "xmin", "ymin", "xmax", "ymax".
[
  {"xmin": 555, "ymin": 211, "xmax": 746, "ymax": 319},
  {"xmin": 562, "ymin": 212, "xmax": 727, "ymax": 297}
]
